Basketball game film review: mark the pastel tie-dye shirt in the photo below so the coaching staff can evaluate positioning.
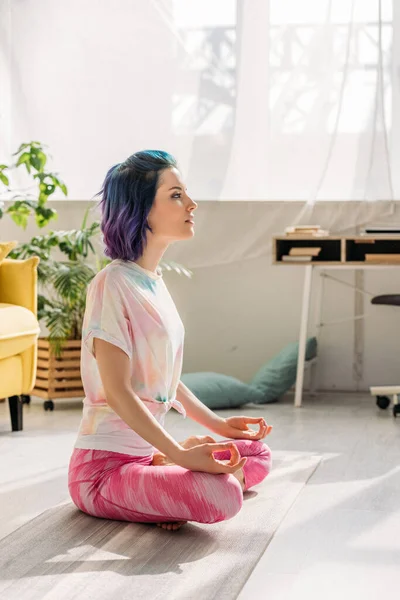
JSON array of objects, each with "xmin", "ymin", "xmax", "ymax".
[{"xmin": 74, "ymin": 259, "xmax": 186, "ymax": 457}]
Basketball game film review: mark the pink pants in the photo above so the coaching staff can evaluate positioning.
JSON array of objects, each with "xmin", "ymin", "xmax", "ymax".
[{"xmin": 68, "ymin": 439, "xmax": 271, "ymax": 525}]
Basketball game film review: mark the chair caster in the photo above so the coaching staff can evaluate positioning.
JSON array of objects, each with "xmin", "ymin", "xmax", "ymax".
[
  {"xmin": 21, "ymin": 395, "xmax": 31, "ymax": 404},
  {"xmin": 376, "ymin": 395, "xmax": 391, "ymax": 410},
  {"xmin": 44, "ymin": 400, "xmax": 54, "ymax": 411},
  {"xmin": 393, "ymin": 404, "xmax": 400, "ymax": 418}
]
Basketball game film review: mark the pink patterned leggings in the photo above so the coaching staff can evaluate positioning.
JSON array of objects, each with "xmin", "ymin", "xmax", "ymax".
[{"xmin": 68, "ymin": 439, "xmax": 271, "ymax": 525}]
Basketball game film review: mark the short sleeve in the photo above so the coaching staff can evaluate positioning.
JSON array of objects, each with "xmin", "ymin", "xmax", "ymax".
[{"xmin": 82, "ymin": 271, "xmax": 133, "ymax": 360}]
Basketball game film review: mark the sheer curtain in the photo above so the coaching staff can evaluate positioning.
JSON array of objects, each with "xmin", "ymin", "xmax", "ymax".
[
  {"xmin": 2, "ymin": 0, "xmax": 395, "ymax": 207},
  {"xmin": 152, "ymin": 0, "xmax": 395, "ymax": 208},
  {"xmin": 221, "ymin": 0, "xmax": 396, "ymax": 231}
]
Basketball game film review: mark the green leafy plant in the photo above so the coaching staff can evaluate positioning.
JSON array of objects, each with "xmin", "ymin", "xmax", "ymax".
[
  {"xmin": 0, "ymin": 141, "xmax": 67, "ymax": 229},
  {"xmin": 10, "ymin": 210, "xmax": 105, "ymax": 356}
]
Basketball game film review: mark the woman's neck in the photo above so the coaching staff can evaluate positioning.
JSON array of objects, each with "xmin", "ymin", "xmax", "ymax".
[{"xmin": 135, "ymin": 239, "xmax": 169, "ymax": 274}]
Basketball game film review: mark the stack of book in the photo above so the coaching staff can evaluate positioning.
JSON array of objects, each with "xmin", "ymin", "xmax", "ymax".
[
  {"xmin": 284, "ymin": 225, "xmax": 329, "ymax": 237},
  {"xmin": 363, "ymin": 225, "xmax": 400, "ymax": 234},
  {"xmin": 281, "ymin": 247, "xmax": 322, "ymax": 263},
  {"xmin": 365, "ymin": 254, "xmax": 400, "ymax": 264}
]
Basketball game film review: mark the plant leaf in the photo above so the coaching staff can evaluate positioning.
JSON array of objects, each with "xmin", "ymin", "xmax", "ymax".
[
  {"xmin": 16, "ymin": 152, "xmax": 30, "ymax": 166},
  {"xmin": 0, "ymin": 172, "xmax": 9, "ymax": 186}
]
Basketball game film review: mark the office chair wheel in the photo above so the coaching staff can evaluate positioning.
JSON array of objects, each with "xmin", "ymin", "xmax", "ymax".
[
  {"xmin": 21, "ymin": 395, "xmax": 31, "ymax": 404},
  {"xmin": 376, "ymin": 395, "xmax": 390, "ymax": 410},
  {"xmin": 44, "ymin": 400, "xmax": 54, "ymax": 411},
  {"xmin": 393, "ymin": 404, "xmax": 400, "ymax": 418}
]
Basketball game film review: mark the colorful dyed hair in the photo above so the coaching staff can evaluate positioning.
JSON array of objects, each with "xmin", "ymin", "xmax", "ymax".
[{"xmin": 96, "ymin": 150, "xmax": 178, "ymax": 261}]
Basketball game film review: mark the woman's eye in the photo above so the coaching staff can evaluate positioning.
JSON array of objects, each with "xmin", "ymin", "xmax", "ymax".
[{"xmin": 172, "ymin": 193, "xmax": 181, "ymax": 199}]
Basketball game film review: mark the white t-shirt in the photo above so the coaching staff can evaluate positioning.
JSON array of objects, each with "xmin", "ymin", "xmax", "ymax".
[{"xmin": 74, "ymin": 259, "xmax": 186, "ymax": 457}]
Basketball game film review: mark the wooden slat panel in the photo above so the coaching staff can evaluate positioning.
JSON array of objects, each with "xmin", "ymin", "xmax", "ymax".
[
  {"xmin": 33, "ymin": 381, "xmax": 49, "ymax": 390},
  {"xmin": 36, "ymin": 339, "xmax": 83, "ymax": 401},
  {"xmin": 52, "ymin": 380, "xmax": 84, "ymax": 390},
  {"xmin": 49, "ymin": 390, "xmax": 84, "ymax": 399},
  {"xmin": 36, "ymin": 368, "xmax": 49, "ymax": 378},
  {"xmin": 32, "ymin": 388, "xmax": 84, "ymax": 399},
  {"xmin": 52, "ymin": 369, "xmax": 81, "ymax": 378},
  {"xmin": 51, "ymin": 359, "xmax": 81, "ymax": 368},
  {"xmin": 58, "ymin": 350, "xmax": 81, "ymax": 359},
  {"xmin": 37, "ymin": 359, "xmax": 50, "ymax": 369},
  {"xmin": 37, "ymin": 339, "xmax": 82, "ymax": 349},
  {"xmin": 63, "ymin": 340, "xmax": 82, "ymax": 348},
  {"xmin": 32, "ymin": 388, "xmax": 50, "ymax": 399}
]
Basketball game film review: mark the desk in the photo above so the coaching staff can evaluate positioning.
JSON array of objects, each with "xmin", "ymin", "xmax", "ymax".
[{"xmin": 273, "ymin": 235, "xmax": 400, "ymax": 407}]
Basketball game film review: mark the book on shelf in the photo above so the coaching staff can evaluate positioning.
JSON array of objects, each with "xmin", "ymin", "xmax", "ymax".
[
  {"xmin": 364, "ymin": 226, "xmax": 400, "ymax": 234},
  {"xmin": 365, "ymin": 254, "xmax": 400, "ymax": 263},
  {"xmin": 285, "ymin": 225, "xmax": 321, "ymax": 232},
  {"xmin": 281, "ymin": 255, "xmax": 313, "ymax": 262},
  {"xmin": 289, "ymin": 247, "xmax": 321, "ymax": 257},
  {"xmin": 284, "ymin": 233, "xmax": 329, "ymax": 239},
  {"xmin": 284, "ymin": 225, "xmax": 329, "ymax": 237}
]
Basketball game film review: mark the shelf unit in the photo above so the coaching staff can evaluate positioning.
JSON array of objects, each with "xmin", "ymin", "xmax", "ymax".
[{"xmin": 273, "ymin": 235, "xmax": 400, "ymax": 265}]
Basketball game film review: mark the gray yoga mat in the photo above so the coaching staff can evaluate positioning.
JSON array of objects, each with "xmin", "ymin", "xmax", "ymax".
[{"xmin": 0, "ymin": 451, "xmax": 321, "ymax": 600}]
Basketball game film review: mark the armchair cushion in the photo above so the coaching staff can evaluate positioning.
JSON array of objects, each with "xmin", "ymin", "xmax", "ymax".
[
  {"xmin": 0, "ymin": 241, "xmax": 17, "ymax": 264},
  {"xmin": 0, "ymin": 256, "xmax": 40, "ymax": 312},
  {"xmin": 0, "ymin": 303, "xmax": 40, "ymax": 360}
]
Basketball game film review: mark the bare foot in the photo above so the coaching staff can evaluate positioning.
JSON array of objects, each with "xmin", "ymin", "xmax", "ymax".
[
  {"xmin": 220, "ymin": 461, "xmax": 246, "ymax": 491},
  {"xmin": 151, "ymin": 453, "xmax": 175, "ymax": 467},
  {"xmin": 156, "ymin": 521, "xmax": 187, "ymax": 531}
]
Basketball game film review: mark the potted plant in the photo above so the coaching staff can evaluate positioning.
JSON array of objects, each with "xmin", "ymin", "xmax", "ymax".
[
  {"xmin": 9, "ymin": 211, "xmax": 104, "ymax": 409},
  {"xmin": 1, "ymin": 142, "xmax": 193, "ymax": 410}
]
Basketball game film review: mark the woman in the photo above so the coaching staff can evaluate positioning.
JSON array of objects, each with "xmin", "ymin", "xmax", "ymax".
[{"xmin": 68, "ymin": 150, "xmax": 272, "ymax": 531}]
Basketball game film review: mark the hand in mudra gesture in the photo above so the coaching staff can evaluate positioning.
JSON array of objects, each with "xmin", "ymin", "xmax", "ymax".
[
  {"xmin": 177, "ymin": 440, "xmax": 247, "ymax": 475},
  {"xmin": 218, "ymin": 416, "xmax": 272, "ymax": 441}
]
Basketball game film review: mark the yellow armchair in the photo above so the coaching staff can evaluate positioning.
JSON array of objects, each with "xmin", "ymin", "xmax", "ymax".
[{"xmin": 0, "ymin": 242, "xmax": 40, "ymax": 431}]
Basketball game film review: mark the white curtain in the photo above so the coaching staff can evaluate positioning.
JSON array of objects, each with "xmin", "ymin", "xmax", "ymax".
[
  {"xmin": 228, "ymin": 0, "xmax": 394, "ymax": 205},
  {"xmin": 1, "ymin": 0, "xmax": 396, "ymax": 213}
]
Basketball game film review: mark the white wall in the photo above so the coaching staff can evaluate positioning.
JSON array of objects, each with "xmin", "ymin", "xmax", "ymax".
[{"xmin": 2, "ymin": 199, "xmax": 400, "ymax": 393}]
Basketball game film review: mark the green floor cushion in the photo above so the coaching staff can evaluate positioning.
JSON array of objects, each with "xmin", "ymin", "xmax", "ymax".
[
  {"xmin": 249, "ymin": 337, "xmax": 317, "ymax": 403},
  {"xmin": 180, "ymin": 372, "xmax": 264, "ymax": 410},
  {"xmin": 181, "ymin": 337, "xmax": 317, "ymax": 409}
]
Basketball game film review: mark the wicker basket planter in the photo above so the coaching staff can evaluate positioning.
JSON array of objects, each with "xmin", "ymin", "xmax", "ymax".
[{"xmin": 32, "ymin": 339, "xmax": 84, "ymax": 410}]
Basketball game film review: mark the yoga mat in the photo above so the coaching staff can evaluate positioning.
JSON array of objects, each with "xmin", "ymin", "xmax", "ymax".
[{"xmin": 0, "ymin": 451, "xmax": 321, "ymax": 600}]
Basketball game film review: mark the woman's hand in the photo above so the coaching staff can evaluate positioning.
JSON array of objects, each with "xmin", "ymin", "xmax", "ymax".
[
  {"xmin": 175, "ymin": 441, "xmax": 247, "ymax": 475},
  {"xmin": 215, "ymin": 416, "xmax": 272, "ymax": 441}
]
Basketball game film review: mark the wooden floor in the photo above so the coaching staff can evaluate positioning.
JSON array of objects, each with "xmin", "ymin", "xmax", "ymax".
[{"xmin": 1, "ymin": 392, "xmax": 399, "ymax": 600}]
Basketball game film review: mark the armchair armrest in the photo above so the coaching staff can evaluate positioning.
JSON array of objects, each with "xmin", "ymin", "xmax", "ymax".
[{"xmin": 0, "ymin": 257, "xmax": 40, "ymax": 315}]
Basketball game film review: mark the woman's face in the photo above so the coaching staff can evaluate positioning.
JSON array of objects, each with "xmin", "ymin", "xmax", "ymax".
[{"xmin": 147, "ymin": 168, "xmax": 197, "ymax": 242}]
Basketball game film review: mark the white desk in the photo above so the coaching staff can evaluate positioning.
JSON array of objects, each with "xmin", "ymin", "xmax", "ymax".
[{"xmin": 273, "ymin": 235, "xmax": 400, "ymax": 407}]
